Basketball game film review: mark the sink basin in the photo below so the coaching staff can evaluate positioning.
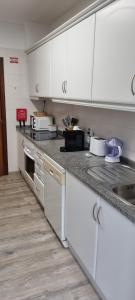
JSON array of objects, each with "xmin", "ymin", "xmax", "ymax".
[
  {"xmin": 87, "ymin": 164, "xmax": 135, "ymax": 185},
  {"xmin": 113, "ymin": 184, "xmax": 135, "ymax": 206}
]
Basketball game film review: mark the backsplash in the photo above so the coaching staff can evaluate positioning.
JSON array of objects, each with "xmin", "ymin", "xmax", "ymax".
[{"xmin": 46, "ymin": 101, "xmax": 135, "ymax": 161}]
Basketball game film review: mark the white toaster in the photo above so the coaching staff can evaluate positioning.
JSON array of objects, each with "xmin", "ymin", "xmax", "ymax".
[{"xmin": 90, "ymin": 137, "xmax": 106, "ymax": 156}]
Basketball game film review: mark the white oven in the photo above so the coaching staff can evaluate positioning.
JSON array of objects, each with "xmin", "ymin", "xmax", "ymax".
[
  {"xmin": 34, "ymin": 149, "xmax": 45, "ymax": 208},
  {"xmin": 24, "ymin": 144, "xmax": 35, "ymax": 190}
]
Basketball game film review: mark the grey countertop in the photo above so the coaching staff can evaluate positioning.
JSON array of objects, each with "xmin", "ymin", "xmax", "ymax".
[{"xmin": 17, "ymin": 127, "xmax": 135, "ymax": 224}]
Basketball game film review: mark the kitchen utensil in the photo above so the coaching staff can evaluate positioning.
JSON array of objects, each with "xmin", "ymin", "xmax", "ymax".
[{"xmin": 71, "ymin": 118, "xmax": 78, "ymax": 126}]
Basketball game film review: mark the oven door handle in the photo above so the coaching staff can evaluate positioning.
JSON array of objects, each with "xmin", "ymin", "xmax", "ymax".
[{"xmin": 24, "ymin": 148, "xmax": 34, "ymax": 161}]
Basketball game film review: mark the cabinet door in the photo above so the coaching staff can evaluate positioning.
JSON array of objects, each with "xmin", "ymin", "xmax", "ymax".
[
  {"xmin": 44, "ymin": 169, "xmax": 62, "ymax": 239},
  {"xmin": 38, "ymin": 41, "xmax": 52, "ymax": 98},
  {"xmin": 27, "ymin": 50, "xmax": 39, "ymax": 97},
  {"xmin": 34, "ymin": 174, "xmax": 44, "ymax": 208},
  {"xmin": 52, "ymin": 31, "xmax": 67, "ymax": 98},
  {"xmin": 67, "ymin": 15, "xmax": 95, "ymax": 101},
  {"xmin": 66, "ymin": 172, "xmax": 99, "ymax": 279},
  {"xmin": 93, "ymin": 0, "xmax": 135, "ymax": 104},
  {"xmin": 96, "ymin": 197, "xmax": 135, "ymax": 300}
]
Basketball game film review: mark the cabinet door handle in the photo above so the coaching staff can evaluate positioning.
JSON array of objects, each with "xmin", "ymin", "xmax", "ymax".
[
  {"xmin": 62, "ymin": 81, "xmax": 65, "ymax": 94},
  {"xmin": 92, "ymin": 203, "xmax": 98, "ymax": 222},
  {"xmin": 35, "ymin": 83, "xmax": 39, "ymax": 93},
  {"xmin": 64, "ymin": 80, "xmax": 67, "ymax": 94},
  {"xmin": 131, "ymin": 74, "xmax": 135, "ymax": 96},
  {"xmin": 97, "ymin": 206, "xmax": 102, "ymax": 225}
]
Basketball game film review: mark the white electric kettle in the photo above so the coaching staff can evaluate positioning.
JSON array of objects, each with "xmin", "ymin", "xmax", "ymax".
[{"xmin": 105, "ymin": 138, "xmax": 123, "ymax": 163}]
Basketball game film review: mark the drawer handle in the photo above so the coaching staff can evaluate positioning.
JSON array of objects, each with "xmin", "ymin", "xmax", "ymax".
[
  {"xmin": 36, "ymin": 187, "xmax": 40, "ymax": 193},
  {"xmin": 36, "ymin": 152, "xmax": 43, "ymax": 160},
  {"xmin": 49, "ymin": 169, "xmax": 54, "ymax": 176},
  {"xmin": 37, "ymin": 174, "xmax": 41, "ymax": 181},
  {"xmin": 37, "ymin": 162, "xmax": 41, "ymax": 169}
]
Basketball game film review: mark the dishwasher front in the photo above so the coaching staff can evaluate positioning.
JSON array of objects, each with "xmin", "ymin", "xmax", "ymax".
[{"xmin": 43, "ymin": 156, "xmax": 68, "ymax": 248}]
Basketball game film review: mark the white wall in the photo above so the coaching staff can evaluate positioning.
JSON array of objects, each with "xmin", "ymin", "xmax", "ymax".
[
  {"xmin": 0, "ymin": 22, "xmax": 26, "ymax": 49},
  {"xmin": 0, "ymin": 21, "xmax": 48, "ymax": 172},
  {"xmin": 24, "ymin": 22, "xmax": 49, "ymax": 49},
  {"xmin": 0, "ymin": 48, "xmax": 41, "ymax": 172},
  {"xmin": 46, "ymin": 101, "xmax": 135, "ymax": 162},
  {"xmin": 0, "ymin": 22, "xmax": 48, "ymax": 50}
]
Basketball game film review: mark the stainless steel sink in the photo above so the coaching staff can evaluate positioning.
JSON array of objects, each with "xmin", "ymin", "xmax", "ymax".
[
  {"xmin": 87, "ymin": 164, "xmax": 135, "ymax": 206},
  {"xmin": 113, "ymin": 184, "xmax": 135, "ymax": 206},
  {"xmin": 87, "ymin": 164, "xmax": 135, "ymax": 185}
]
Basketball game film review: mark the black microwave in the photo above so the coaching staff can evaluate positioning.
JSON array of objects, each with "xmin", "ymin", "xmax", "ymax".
[{"xmin": 60, "ymin": 130, "xmax": 84, "ymax": 152}]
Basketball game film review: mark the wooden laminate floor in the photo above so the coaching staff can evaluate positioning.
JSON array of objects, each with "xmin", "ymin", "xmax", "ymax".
[{"xmin": 0, "ymin": 172, "xmax": 100, "ymax": 300}]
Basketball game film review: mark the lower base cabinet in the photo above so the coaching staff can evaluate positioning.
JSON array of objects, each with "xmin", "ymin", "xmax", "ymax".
[
  {"xmin": 66, "ymin": 172, "xmax": 135, "ymax": 300},
  {"xmin": 66, "ymin": 172, "xmax": 99, "ymax": 279},
  {"xmin": 34, "ymin": 173, "xmax": 44, "ymax": 207},
  {"xmin": 96, "ymin": 198, "xmax": 135, "ymax": 300}
]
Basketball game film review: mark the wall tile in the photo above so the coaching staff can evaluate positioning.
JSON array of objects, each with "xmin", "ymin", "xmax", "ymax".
[{"xmin": 46, "ymin": 101, "xmax": 135, "ymax": 161}]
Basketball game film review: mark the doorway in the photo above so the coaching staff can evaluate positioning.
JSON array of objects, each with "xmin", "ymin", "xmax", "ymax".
[{"xmin": 0, "ymin": 58, "xmax": 8, "ymax": 175}]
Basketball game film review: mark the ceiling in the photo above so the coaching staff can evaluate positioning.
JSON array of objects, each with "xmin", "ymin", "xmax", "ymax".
[{"xmin": 0, "ymin": 0, "xmax": 96, "ymax": 25}]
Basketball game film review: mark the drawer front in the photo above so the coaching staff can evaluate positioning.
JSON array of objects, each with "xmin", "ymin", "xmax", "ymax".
[
  {"xmin": 35, "ymin": 165, "xmax": 44, "ymax": 183},
  {"xmin": 34, "ymin": 174, "xmax": 44, "ymax": 207},
  {"xmin": 44, "ymin": 160, "xmax": 65, "ymax": 185},
  {"xmin": 35, "ymin": 149, "xmax": 44, "ymax": 171}
]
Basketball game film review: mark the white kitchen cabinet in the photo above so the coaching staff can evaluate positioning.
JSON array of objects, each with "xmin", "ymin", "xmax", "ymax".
[
  {"xmin": 66, "ymin": 172, "xmax": 99, "ymax": 279},
  {"xmin": 67, "ymin": 15, "xmax": 95, "ymax": 101},
  {"xmin": 96, "ymin": 197, "xmax": 135, "ymax": 300},
  {"xmin": 52, "ymin": 15, "xmax": 95, "ymax": 100},
  {"xmin": 92, "ymin": 0, "xmax": 135, "ymax": 105},
  {"xmin": 27, "ymin": 41, "xmax": 51, "ymax": 98},
  {"xmin": 17, "ymin": 132, "xmax": 25, "ymax": 174},
  {"xmin": 52, "ymin": 31, "xmax": 67, "ymax": 99},
  {"xmin": 27, "ymin": 48, "xmax": 39, "ymax": 97},
  {"xmin": 37, "ymin": 41, "xmax": 52, "ymax": 98}
]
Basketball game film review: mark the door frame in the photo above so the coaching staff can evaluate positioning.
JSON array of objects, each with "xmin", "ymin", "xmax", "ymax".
[{"xmin": 0, "ymin": 57, "xmax": 8, "ymax": 175}]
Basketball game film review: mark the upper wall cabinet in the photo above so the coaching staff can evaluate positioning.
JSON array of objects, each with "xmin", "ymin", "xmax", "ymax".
[
  {"xmin": 67, "ymin": 15, "xmax": 95, "ymax": 101},
  {"xmin": 52, "ymin": 15, "xmax": 95, "ymax": 101},
  {"xmin": 27, "ymin": 41, "xmax": 51, "ymax": 98},
  {"xmin": 52, "ymin": 31, "xmax": 67, "ymax": 99},
  {"xmin": 28, "ymin": 48, "xmax": 39, "ymax": 97},
  {"xmin": 92, "ymin": 0, "xmax": 135, "ymax": 105}
]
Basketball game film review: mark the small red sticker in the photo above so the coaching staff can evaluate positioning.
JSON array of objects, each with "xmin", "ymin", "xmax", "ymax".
[{"xmin": 10, "ymin": 57, "xmax": 19, "ymax": 64}]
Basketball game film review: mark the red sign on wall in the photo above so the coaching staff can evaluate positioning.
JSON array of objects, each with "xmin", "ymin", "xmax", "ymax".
[
  {"xmin": 10, "ymin": 57, "xmax": 19, "ymax": 64},
  {"xmin": 16, "ymin": 108, "xmax": 27, "ymax": 121}
]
